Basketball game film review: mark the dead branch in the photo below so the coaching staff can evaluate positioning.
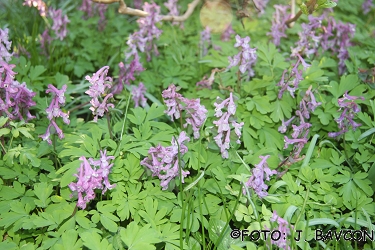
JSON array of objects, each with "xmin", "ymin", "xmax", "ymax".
[{"xmin": 92, "ymin": 0, "xmax": 201, "ymax": 22}]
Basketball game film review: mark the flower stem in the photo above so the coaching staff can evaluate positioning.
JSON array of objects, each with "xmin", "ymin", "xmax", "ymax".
[{"xmin": 106, "ymin": 112, "xmax": 113, "ymax": 140}]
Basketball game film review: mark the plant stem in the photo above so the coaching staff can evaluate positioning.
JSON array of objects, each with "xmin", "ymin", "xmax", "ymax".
[
  {"xmin": 0, "ymin": 137, "xmax": 7, "ymax": 154},
  {"xmin": 68, "ymin": 101, "xmax": 90, "ymax": 113},
  {"xmin": 295, "ymin": 186, "xmax": 310, "ymax": 227},
  {"xmin": 106, "ymin": 112, "xmax": 113, "ymax": 140}
]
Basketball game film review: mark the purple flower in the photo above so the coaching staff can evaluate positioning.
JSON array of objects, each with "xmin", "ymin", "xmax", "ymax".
[
  {"xmin": 136, "ymin": 2, "xmax": 163, "ymax": 61},
  {"xmin": 253, "ymin": 0, "xmax": 269, "ymax": 15},
  {"xmin": 227, "ymin": 35, "xmax": 257, "ymax": 80},
  {"xmin": 269, "ymin": 211, "xmax": 292, "ymax": 249},
  {"xmin": 39, "ymin": 84, "xmax": 69, "ymax": 144},
  {"xmin": 278, "ymin": 116, "xmax": 295, "ymax": 133},
  {"xmin": 277, "ymin": 54, "xmax": 307, "ymax": 99},
  {"xmin": 49, "ymin": 8, "xmax": 70, "ymax": 41},
  {"xmin": 291, "ymin": 15, "xmax": 323, "ymax": 58},
  {"xmin": 243, "ymin": 155, "xmax": 277, "ymax": 198},
  {"xmin": 268, "ymin": 5, "xmax": 290, "ymax": 46},
  {"xmin": 162, "ymin": 84, "xmax": 207, "ymax": 139},
  {"xmin": 0, "ymin": 28, "xmax": 13, "ymax": 63},
  {"xmin": 69, "ymin": 150, "xmax": 115, "ymax": 209},
  {"xmin": 329, "ymin": 92, "xmax": 364, "ymax": 138},
  {"xmin": 131, "ymin": 82, "xmax": 147, "ymax": 107},
  {"xmin": 140, "ymin": 131, "xmax": 190, "ymax": 190},
  {"xmin": 362, "ymin": 0, "xmax": 374, "ymax": 14},
  {"xmin": 213, "ymin": 93, "xmax": 243, "ymax": 158},
  {"xmin": 85, "ymin": 66, "xmax": 115, "ymax": 122},
  {"xmin": 164, "ymin": 0, "xmax": 182, "ymax": 28}
]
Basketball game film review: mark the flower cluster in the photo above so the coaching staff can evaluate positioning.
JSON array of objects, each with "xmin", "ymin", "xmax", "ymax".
[
  {"xmin": 131, "ymin": 82, "xmax": 147, "ymax": 108},
  {"xmin": 39, "ymin": 84, "xmax": 70, "ymax": 144},
  {"xmin": 0, "ymin": 28, "xmax": 13, "ymax": 63},
  {"xmin": 39, "ymin": 8, "xmax": 70, "ymax": 54},
  {"xmin": 291, "ymin": 15, "xmax": 323, "ymax": 58},
  {"xmin": 69, "ymin": 150, "xmax": 115, "ymax": 209},
  {"xmin": 140, "ymin": 131, "xmax": 190, "ymax": 190},
  {"xmin": 243, "ymin": 155, "xmax": 277, "ymax": 198},
  {"xmin": 227, "ymin": 35, "xmax": 257, "ymax": 80},
  {"xmin": 136, "ymin": 2, "xmax": 163, "ymax": 61},
  {"xmin": 162, "ymin": 84, "xmax": 208, "ymax": 139},
  {"xmin": 253, "ymin": 0, "xmax": 269, "ymax": 15},
  {"xmin": 49, "ymin": 8, "xmax": 70, "ymax": 41},
  {"xmin": 23, "ymin": 0, "xmax": 47, "ymax": 17},
  {"xmin": 213, "ymin": 92, "xmax": 244, "ymax": 158},
  {"xmin": 277, "ymin": 54, "xmax": 310, "ymax": 99},
  {"xmin": 268, "ymin": 5, "xmax": 290, "ymax": 46},
  {"xmin": 321, "ymin": 17, "xmax": 355, "ymax": 75},
  {"xmin": 328, "ymin": 91, "xmax": 364, "ymax": 138},
  {"xmin": 279, "ymin": 85, "xmax": 320, "ymax": 158},
  {"xmin": 269, "ymin": 211, "xmax": 292, "ymax": 249},
  {"xmin": 114, "ymin": 2, "xmax": 162, "ymax": 93},
  {"xmin": 362, "ymin": 0, "xmax": 374, "ymax": 14},
  {"xmin": 290, "ymin": 14, "xmax": 355, "ymax": 74},
  {"xmin": 1, "ymin": 28, "xmax": 36, "ymax": 122},
  {"xmin": 85, "ymin": 66, "xmax": 114, "ymax": 122},
  {"xmin": 79, "ymin": 0, "xmax": 108, "ymax": 31},
  {"xmin": 164, "ymin": 0, "xmax": 182, "ymax": 27}
]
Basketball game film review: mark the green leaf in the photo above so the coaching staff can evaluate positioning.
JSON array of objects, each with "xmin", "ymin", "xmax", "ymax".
[
  {"xmin": 353, "ymin": 172, "xmax": 374, "ymax": 196},
  {"xmin": 258, "ymin": 126, "xmax": 283, "ymax": 149},
  {"xmin": 120, "ymin": 222, "xmax": 161, "ymax": 250},
  {"xmin": 0, "ymin": 116, "xmax": 9, "ymax": 127},
  {"xmin": 100, "ymin": 213, "xmax": 118, "ymax": 233},
  {"xmin": 308, "ymin": 218, "xmax": 340, "ymax": 227},
  {"xmin": 270, "ymin": 99, "xmax": 292, "ymax": 122},
  {"xmin": 81, "ymin": 231, "xmax": 113, "ymax": 250},
  {"xmin": 208, "ymin": 219, "xmax": 240, "ymax": 250},
  {"xmin": 145, "ymin": 103, "xmax": 165, "ymax": 121},
  {"xmin": 29, "ymin": 65, "xmax": 46, "ymax": 81},
  {"xmin": 75, "ymin": 211, "xmax": 92, "ymax": 229},
  {"xmin": 59, "ymin": 160, "xmax": 81, "ymax": 188},
  {"xmin": 317, "ymin": 0, "xmax": 337, "ymax": 9},
  {"xmin": 59, "ymin": 147, "xmax": 92, "ymax": 158},
  {"xmin": 252, "ymin": 96, "xmax": 271, "ymax": 114},
  {"xmin": 0, "ymin": 128, "xmax": 10, "ymax": 137},
  {"xmin": 34, "ymin": 182, "xmax": 53, "ymax": 208}
]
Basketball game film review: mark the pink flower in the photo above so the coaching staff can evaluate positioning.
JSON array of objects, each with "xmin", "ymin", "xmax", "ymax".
[{"xmin": 141, "ymin": 131, "xmax": 190, "ymax": 190}]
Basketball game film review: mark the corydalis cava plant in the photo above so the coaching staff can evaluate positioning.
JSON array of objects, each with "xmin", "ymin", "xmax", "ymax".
[
  {"xmin": 227, "ymin": 34, "xmax": 257, "ymax": 81},
  {"xmin": 0, "ymin": 28, "xmax": 36, "ymax": 122},
  {"xmin": 162, "ymin": 84, "xmax": 207, "ymax": 139},
  {"xmin": 69, "ymin": 150, "xmax": 115, "ymax": 209},
  {"xmin": 329, "ymin": 91, "xmax": 364, "ymax": 138},
  {"xmin": 140, "ymin": 131, "xmax": 190, "ymax": 190},
  {"xmin": 213, "ymin": 92, "xmax": 244, "ymax": 159},
  {"xmin": 243, "ymin": 155, "xmax": 277, "ymax": 198},
  {"xmin": 40, "ymin": 84, "xmax": 70, "ymax": 144},
  {"xmin": 85, "ymin": 66, "xmax": 114, "ymax": 122}
]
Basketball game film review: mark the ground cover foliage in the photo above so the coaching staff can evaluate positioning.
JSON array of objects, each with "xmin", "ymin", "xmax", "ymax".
[{"xmin": 1, "ymin": 0, "xmax": 375, "ymax": 249}]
